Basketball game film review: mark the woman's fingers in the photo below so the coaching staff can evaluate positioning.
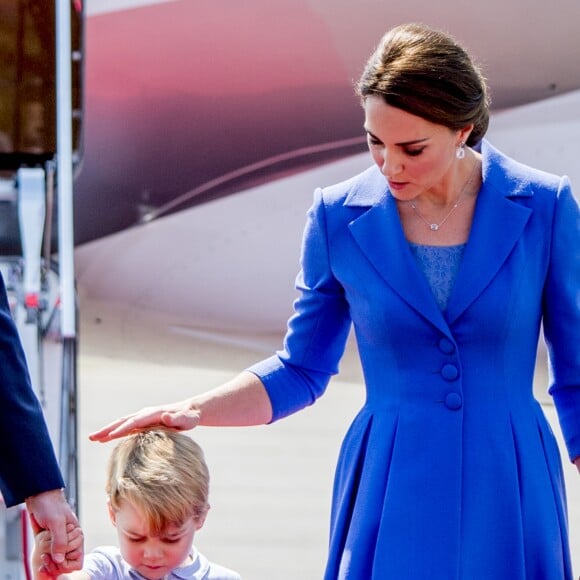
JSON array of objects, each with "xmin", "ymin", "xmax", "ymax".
[{"xmin": 89, "ymin": 403, "xmax": 200, "ymax": 442}]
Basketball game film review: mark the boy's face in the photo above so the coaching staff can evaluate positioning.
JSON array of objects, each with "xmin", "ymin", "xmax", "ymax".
[{"xmin": 109, "ymin": 499, "xmax": 203, "ymax": 580}]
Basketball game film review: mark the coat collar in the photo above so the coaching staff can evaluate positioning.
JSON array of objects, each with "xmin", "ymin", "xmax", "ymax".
[{"xmin": 345, "ymin": 140, "xmax": 533, "ymax": 334}]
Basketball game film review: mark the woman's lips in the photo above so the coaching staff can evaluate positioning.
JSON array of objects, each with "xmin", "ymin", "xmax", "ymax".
[{"xmin": 388, "ymin": 180, "xmax": 409, "ymax": 191}]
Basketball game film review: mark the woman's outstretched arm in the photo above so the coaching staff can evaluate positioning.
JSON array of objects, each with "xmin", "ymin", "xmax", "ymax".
[{"xmin": 89, "ymin": 371, "xmax": 272, "ymax": 442}]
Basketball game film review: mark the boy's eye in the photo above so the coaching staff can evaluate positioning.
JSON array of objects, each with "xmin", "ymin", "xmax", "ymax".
[{"xmin": 128, "ymin": 537, "xmax": 145, "ymax": 543}]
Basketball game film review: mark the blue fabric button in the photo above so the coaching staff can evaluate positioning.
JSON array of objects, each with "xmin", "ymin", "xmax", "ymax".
[
  {"xmin": 438, "ymin": 338, "xmax": 455, "ymax": 354},
  {"xmin": 441, "ymin": 364, "xmax": 459, "ymax": 380},
  {"xmin": 445, "ymin": 392, "xmax": 463, "ymax": 410}
]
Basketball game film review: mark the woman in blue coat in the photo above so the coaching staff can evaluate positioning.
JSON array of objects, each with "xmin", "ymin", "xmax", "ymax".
[{"xmin": 91, "ymin": 23, "xmax": 580, "ymax": 579}]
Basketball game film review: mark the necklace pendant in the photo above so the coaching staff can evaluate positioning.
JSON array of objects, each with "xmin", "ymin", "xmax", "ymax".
[{"xmin": 430, "ymin": 223, "xmax": 439, "ymax": 231}]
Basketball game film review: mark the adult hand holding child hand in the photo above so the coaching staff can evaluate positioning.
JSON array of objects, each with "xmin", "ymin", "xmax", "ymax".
[{"xmin": 30, "ymin": 514, "xmax": 83, "ymax": 578}]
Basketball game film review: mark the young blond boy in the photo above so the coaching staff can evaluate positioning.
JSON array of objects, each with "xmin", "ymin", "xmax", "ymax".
[{"xmin": 32, "ymin": 429, "xmax": 241, "ymax": 580}]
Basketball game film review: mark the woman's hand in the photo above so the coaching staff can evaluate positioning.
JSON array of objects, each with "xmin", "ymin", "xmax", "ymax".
[
  {"xmin": 89, "ymin": 398, "xmax": 201, "ymax": 442},
  {"xmin": 89, "ymin": 372, "xmax": 273, "ymax": 443}
]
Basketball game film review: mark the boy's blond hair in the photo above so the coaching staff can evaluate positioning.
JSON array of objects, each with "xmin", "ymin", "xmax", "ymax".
[{"xmin": 106, "ymin": 428, "xmax": 210, "ymax": 532}]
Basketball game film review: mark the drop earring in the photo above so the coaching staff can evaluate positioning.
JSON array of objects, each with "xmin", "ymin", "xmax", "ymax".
[{"xmin": 456, "ymin": 142, "xmax": 466, "ymax": 159}]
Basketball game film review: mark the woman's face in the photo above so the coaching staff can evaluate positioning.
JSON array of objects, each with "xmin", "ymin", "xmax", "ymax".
[{"xmin": 363, "ymin": 95, "xmax": 469, "ymax": 202}]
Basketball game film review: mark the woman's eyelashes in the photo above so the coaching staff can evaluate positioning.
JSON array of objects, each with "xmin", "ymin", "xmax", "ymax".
[
  {"xmin": 404, "ymin": 147, "xmax": 425, "ymax": 157},
  {"xmin": 367, "ymin": 136, "xmax": 426, "ymax": 158}
]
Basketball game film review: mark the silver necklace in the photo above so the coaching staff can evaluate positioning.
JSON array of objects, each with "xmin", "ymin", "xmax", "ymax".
[{"xmin": 409, "ymin": 160, "xmax": 479, "ymax": 231}]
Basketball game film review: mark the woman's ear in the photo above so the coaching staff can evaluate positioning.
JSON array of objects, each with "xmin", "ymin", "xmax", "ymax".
[{"xmin": 458, "ymin": 124, "xmax": 474, "ymax": 146}]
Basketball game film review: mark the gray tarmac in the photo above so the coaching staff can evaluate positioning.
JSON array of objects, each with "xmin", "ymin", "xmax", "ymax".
[{"xmin": 77, "ymin": 298, "xmax": 579, "ymax": 579}]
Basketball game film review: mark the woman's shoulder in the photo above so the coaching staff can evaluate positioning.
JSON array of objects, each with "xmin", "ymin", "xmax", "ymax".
[
  {"xmin": 482, "ymin": 139, "xmax": 567, "ymax": 195},
  {"xmin": 483, "ymin": 140, "xmax": 577, "ymax": 228}
]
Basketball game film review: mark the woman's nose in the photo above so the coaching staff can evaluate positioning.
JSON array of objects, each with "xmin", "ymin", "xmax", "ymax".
[{"xmin": 380, "ymin": 151, "xmax": 403, "ymax": 177}]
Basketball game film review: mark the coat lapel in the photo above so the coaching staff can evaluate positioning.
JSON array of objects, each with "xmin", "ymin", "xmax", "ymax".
[
  {"xmin": 446, "ymin": 141, "xmax": 533, "ymax": 323},
  {"xmin": 346, "ymin": 167, "xmax": 450, "ymax": 335},
  {"xmin": 343, "ymin": 141, "xmax": 533, "ymax": 332}
]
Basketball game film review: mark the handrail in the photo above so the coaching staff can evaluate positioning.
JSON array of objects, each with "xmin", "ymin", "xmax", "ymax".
[{"xmin": 59, "ymin": 335, "xmax": 79, "ymax": 514}]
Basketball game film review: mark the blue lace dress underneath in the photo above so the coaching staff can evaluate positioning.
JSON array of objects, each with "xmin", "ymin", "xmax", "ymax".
[{"xmin": 408, "ymin": 243, "xmax": 466, "ymax": 311}]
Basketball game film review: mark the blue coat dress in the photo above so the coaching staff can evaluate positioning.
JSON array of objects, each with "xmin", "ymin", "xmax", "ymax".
[{"xmin": 248, "ymin": 140, "xmax": 580, "ymax": 579}]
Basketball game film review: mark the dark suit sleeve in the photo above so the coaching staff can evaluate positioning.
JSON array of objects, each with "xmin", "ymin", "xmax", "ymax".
[{"xmin": 0, "ymin": 273, "xmax": 64, "ymax": 507}]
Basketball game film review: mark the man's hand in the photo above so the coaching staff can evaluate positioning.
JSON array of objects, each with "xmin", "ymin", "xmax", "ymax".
[
  {"xmin": 26, "ymin": 489, "xmax": 82, "ymax": 572},
  {"xmin": 31, "ymin": 519, "xmax": 83, "ymax": 579}
]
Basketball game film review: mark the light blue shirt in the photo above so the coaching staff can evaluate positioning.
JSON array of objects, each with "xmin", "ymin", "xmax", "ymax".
[
  {"xmin": 82, "ymin": 546, "xmax": 241, "ymax": 580},
  {"xmin": 408, "ymin": 243, "xmax": 466, "ymax": 311}
]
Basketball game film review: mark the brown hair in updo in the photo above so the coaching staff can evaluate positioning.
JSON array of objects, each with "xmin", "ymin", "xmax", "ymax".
[{"xmin": 356, "ymin": 23, "xmax": 490, "ymax": 145}]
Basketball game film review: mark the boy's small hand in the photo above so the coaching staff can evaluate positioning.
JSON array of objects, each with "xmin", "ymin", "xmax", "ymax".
[{"xmin": 39, "ymin": 526, "xmax": 83, "ymax": 575}]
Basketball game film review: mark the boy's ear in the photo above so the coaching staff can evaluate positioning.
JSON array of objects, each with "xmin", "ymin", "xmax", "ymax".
[
  {"xmin": 194, "ymin": 505, "xmax": 210, "ymax": 531},
  {"xmin": 107, "ymin": 500, "xmax": 117, "ymax": 527}
]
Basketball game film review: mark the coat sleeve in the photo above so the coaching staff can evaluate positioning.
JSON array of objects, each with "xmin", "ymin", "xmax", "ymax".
[
  {"xmin": 0, "ymin": 273, "xmax": 64, "ymax": 506},
  {"xmin": 247, "ymin": 187, "xmax": 352, "ymax": 421},
  {"xmin": 544, "ymin": 177, "xmax": 580, "ymax": 461}
]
